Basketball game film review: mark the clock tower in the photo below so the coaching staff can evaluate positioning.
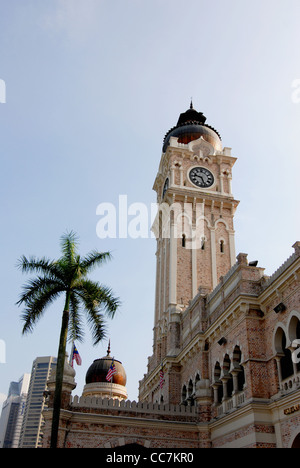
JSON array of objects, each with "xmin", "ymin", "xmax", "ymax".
[{"xmin": 143, "ymin": 103, "xmax": 239, "ymax": 397}]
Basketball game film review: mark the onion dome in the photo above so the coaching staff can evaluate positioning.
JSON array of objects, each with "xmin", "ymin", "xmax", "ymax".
[
  {"xmin": 82, "ymin": 341, "xmax": 127, "ymax": 401},
  {"xmin": 162, "ymin": 101, "xmax": 222, "ymax": 152}
]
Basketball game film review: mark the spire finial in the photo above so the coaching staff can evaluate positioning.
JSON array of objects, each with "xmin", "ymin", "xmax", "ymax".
[
  {"xmin": 107, "ymin": 339, "xmax": 111, "ymax": 356},
  {"xmin": 190, "ymin": 98, "xmax": 193, "ymax": 109}
]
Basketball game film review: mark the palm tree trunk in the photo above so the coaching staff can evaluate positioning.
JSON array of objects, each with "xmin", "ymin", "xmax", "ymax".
[{"xmin": 50, "ymin": 291, "xmax": 71, "ymax": 449}]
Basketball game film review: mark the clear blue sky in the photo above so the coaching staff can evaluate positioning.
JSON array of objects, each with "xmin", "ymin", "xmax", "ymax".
[{"xmin": 0, "ymin": 0, "xmax": 300, "ymax": 406}]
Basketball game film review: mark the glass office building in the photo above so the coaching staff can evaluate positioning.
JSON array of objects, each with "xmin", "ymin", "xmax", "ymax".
[
  {"xmin": 0, "ymin": 374, "xmax": 30, "ymax": 448},
  {"xmin": 18, "ymin": 357, "xmax": 56, "ymax": 448}
]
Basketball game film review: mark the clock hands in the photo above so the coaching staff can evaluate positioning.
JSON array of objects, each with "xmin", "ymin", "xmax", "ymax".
[
  {"xmin": 193, "ymin": 174, "xmax": 205, "ymax": 183},
  {"xmin": 189, "ymin": 167, "xmax": 214, "ymax": 188}
]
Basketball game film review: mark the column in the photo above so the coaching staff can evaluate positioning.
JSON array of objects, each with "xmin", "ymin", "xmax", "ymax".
[
  {"xmin": 192, "ymin": 227, "xmax": 197, "ymax": 298},
  {"xmin": 154, "ymin": 242, "xmax": 161, "ymax": 327},
  {"xmin": 210, "ymin": 228, "xmax": 217, "ymax": 289},
  {"xmin": 169, "ymin": 219, "xmax": 177, "ymax": 305},
  {"xmin": 229, "ymin": 230, "xmax": 236, "ymax": 267},
  {"xmin": 219, "ymin": 173, "xmax": 224, "ymax": 194}
]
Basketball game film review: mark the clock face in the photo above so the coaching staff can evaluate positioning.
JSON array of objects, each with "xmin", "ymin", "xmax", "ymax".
[
  {"xmin": 162, "ymin": 178, "xmax": 169, "ymax": 199},
  {"xmin": 189, "ymin": 167, "xmax": 214, "ymax": 188}
]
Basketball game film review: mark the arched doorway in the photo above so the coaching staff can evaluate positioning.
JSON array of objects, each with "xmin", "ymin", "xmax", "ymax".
[{"xmin": 291, "ymin": 433, "xmax": 300, "ymax": 448}]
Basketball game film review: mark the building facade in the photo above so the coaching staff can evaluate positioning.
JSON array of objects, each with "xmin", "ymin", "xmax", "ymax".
[
  {"xmin": 19, "ymin": 356, "xmax": 56, "ymax": 448},
  {"xmin": 43, "ymin": 105, "xmax": 300, "ymax": 448},
  {"xmin": 0, "ymin": 374, "xmax": 30, "ymax": 448}
]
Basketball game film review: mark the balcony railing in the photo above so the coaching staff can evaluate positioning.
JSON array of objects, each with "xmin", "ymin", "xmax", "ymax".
[
  {"xmin": 280, "ymin": 372, "xmax": 300, "ymax": 395},
  {"xmin": 216, "ymin": 391, "xmax": 246, "ymax": 417}
]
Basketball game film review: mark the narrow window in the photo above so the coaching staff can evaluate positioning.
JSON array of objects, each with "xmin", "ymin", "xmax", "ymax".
[
  {"xmin": 220, "ymin": 240, "xmax": 224, "ymax": 253},
  {"xmin": 201, "ymin": 237, "xmax": 205, "ymax": 250},
  {"xmin": 280, "ymin": 333, "xmax": 294, "ymax": 380},
  {"xmin": 182, "ymin": 234, "xmax": 186, "ymax": 248}
]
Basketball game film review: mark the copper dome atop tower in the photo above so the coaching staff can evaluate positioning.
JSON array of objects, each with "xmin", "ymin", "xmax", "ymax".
[
  {"xmin": 162, "ymin": 102, "xmax": 222, "ymax": 152},
  {"xmin": 85, "ymin": 342, "xmax": 127, "ymax": 387}
]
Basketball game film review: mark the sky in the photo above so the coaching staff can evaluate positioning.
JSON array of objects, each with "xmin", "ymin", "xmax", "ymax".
[{"xmin": 0, "ymin": 0, "xmax": 300, "ymax": 408}]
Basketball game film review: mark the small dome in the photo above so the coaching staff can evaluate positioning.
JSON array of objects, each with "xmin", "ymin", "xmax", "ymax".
[
  {"xmin": 85, "ymin": 343, "xmax": 127, "ymax": 387},
  {"xmin": 163, "ymin": 102, "xmax": 222, "ymax": 152}
]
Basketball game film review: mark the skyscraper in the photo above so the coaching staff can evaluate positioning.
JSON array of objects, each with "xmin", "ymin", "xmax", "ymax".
[
  {"xmin": 19, "ymin": 357, "xmax": 56, "ymax": 448},
  {"xmin": 0, "ymin": 374, "xmax": 30, "ymax": 448}
]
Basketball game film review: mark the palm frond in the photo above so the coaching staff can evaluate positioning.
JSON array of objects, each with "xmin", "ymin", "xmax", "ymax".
[
  {"xmin": 75, "ymin": 279, "xmax": 120, "ymax": 319},
  {"xmin": 20, "ymin": 284, "xmax": 63, "ymax": 335},
  {"xmin": 80, "ymin": 251, "xmax": 112, "ymax": 275},
  {"xmin": 16, "ymin": 256, "xmax": 64, "ymax": 279},
  {"xmin": 95, "ymin": 284, "xmax": 120, "ymax": 319},
  {"xmin": 16, "ymin": 275, "xmax": 65, "ymax": 306},
  {"xmin": 85, "ymin": 307, "xmax": 107, "ymax": 345},
  {"xmin": 60, "ymin": 231, "xmax": 79, "ymax": 267},
  {"xmin": 74, "ymin": 279, "xmax": 119, "ymax": 345},
  {"xmin": 77, "ymin": 289, "xmax": 107, "ymax": 345}
]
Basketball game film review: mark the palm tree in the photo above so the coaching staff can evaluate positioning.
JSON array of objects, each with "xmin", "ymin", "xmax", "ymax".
[{"xmin": 16, "ymin": 231, "xmax": 120, "ymax": 448}]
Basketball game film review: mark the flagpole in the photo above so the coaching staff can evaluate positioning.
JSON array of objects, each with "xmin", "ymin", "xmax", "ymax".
[
  {"xmin": 110, "ymin": 356, "xmax": 114, "ymax": 398},
  {"xmin": 106, "ymin": 349, "xmax": 116, "ymax": 398},
  {"xmin": 69, "ymin": 341, "xmax": 74, "ymax": 366}
]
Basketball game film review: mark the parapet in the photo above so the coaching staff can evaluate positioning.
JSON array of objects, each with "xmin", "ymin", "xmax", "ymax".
[{"xmin": 71, "ymin": 395, "xmax": 197, "ymax": 416}]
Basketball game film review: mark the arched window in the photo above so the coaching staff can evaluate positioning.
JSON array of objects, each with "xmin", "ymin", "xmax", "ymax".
[
  {"xmin": 281, "ymin": 333, "xmax": 294, "ymax": 380},
  {"xmin": 214, "ymin": 361, "xmax": 221, "ymax": 381},
  {"xmin": 291, "ymin": 433, "xmax": 300, "ymax": 448},
  {"xmin": 220, "ymin": 240, "xmax": 224, "ymax": 253},
  {"xmin": 288, "ymin": 315, "xmax": 300, "ymax": 342},
  {"xmin": 274, "ymin": 327, "xmax": 294, "ymax": 380},
  {"xmin": 214, "ymin": 362, "xmax": 223, "ymax": 404},
  {"xmin": 288, "ymin": 315, "xmax": 300, "ymax": 372},
  {"xmin": 233, "ymin": 345, "xmax": 245, "ymax": 391},
  {"xmin": 223, "ymin": 354, "xmax": 233, "ymax": 398}
]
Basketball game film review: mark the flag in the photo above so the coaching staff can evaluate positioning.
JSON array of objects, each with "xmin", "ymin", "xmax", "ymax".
[
  {"xmin": 106, "ymin": 359, "xmax": 116, "ymax": 382},
  {"xmin": 159, "ymin": 368, "xmax": 165, "ymax": 389},
  {"xmin": 71, "ymin": 344, "xmax": 82, "ymax": 367}
]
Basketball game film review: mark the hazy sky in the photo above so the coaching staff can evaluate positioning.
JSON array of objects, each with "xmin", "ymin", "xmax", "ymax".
[{"xmin": 0, "ymin": 0, "xmax": 300, "ymax": 406}]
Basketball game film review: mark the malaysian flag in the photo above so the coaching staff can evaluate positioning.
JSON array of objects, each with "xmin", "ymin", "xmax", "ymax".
[
  {"xmin": 159, "ymin": 368, "xmax": 165, "ymax": 389},
  {"xmin": 106, "ymin": 359, "xmax": 116, "ymax": 382},
  {"xmin": 71, "ymin": 344, "xmax": 82, "ymax": 367}
]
